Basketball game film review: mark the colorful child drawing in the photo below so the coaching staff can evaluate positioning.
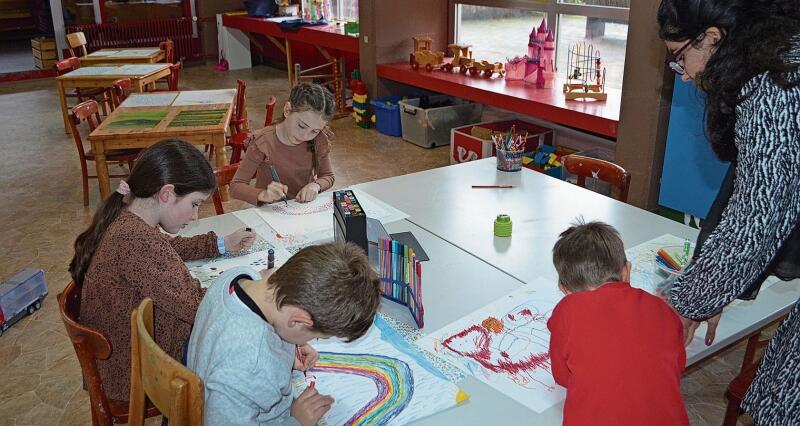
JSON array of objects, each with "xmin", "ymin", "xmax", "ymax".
[
  {"xmin": 418, "ymin": 279, "xmax": 566, "ymax": 413},
  {"xmin": 311, "ymin": 353, "xmax": 413, "ymax": 426},
  {"xmin": 293, "ymin": 316, "xmax": 466, "ymax": 426},
  {"xmin": 440, "ymin": 303, "xmax": 555, "ymax": 391}
]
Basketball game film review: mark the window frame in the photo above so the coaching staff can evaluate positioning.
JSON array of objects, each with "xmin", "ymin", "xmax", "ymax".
[
  {"xmin": 450, "ymin": 0, "xmax": 630, "ymax": 47},
  {"xmin": 450, "ymin": 0, "xmax": 630, "ymax": 88}
]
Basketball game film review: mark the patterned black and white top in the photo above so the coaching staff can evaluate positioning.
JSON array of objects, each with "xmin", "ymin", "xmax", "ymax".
[{"xmin": 670, "ymin": 60, "xmax": 800, "ymax": 424}]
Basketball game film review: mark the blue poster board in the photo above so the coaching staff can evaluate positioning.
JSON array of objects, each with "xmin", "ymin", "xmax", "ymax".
[{"xmin": 658, "ymin": 76, "xmax": 729, "ymax": 219}]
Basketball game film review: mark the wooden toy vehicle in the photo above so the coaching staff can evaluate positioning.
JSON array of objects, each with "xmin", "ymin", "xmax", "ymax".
[
  {"xmin": 0, "ymin": 268, "xmax": 48, "ymax": 336},
  {"xmin": 444, "ymin": 43, "xmax": 473, "ymax": 73},
  {"xmin": 469, "ymin": 60, "xmax": 505, "ymax": 78},
  {"xmin": 410, "ymin": 36, "xmax": 445, "ymax": 72}
]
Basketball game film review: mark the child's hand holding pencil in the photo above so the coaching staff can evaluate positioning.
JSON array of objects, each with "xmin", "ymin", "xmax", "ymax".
[{"xmin": 294, "ymin": 344, "xmax": 320, "ymax": 373}]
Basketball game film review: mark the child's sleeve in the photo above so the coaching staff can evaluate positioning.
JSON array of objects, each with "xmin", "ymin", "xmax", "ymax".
[
  {"xmin": 230, "ymin": 143, "xmax": 269, "ymax": 205},
  {"xmin": 203, "ymin": 383, "xmax": 300, "ymax": 426},
  {"xmin": 313, "ymin": 139, "xmax": 335, "ymax": 192},
  {"xmin": 547, "ymin": 303, "xmax": 571, "ymax": 387},
  {"xmin": 166, "ymin": 231, "xmax": 220, "ymax": 261}
]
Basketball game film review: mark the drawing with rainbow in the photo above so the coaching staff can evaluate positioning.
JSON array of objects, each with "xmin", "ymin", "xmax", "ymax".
[{"xmin": 311, "ymin": 352, "xmax": 413, "ymax": 425}]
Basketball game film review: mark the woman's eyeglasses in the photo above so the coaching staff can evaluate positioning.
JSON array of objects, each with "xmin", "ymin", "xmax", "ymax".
[{"xmin": 666, "ymin": 33, "xmax": 705, "ymax": 75}]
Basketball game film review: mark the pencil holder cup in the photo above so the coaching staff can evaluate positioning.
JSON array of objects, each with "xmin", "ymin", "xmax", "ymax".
[{"xmin": 496, "ymin": 149, "xmax": 524, "ymax": 172}]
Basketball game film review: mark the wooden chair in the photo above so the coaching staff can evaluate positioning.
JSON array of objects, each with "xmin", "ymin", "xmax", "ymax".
[
  {"xmin": 159, "ymin": 38, "xmax": 174, "ymax": 64},
  {"xmin": 723, "ymin": 323, "xmax": 783, "ymax": 425},
  {"xmin": 129, "ymin": 298, "xmax": 204, "ymax": 426},
  {"xmin": 264, "ymin": 95, "xmax": 276, "ymax": 126},
  {"xmin": 69, "ymin": 100, "xmax": 141, "ymax": 206},
  {"xmin": 227, "ymin": 93, "xmax": 274, "ymax": 163},
  {"xmin": 55, "ymin": 57, "xmax": 111, "ymax": 115},
  {"xmin": 152, "ymin": 62, "xmax": 181, "ymax": 92},
  {"xmin": 230, "ymin": 79, "xmax": 248, "ymax": 134},
  {"xmin": 212, "ymin": 164, "xmax": 239, "ymax": 215},
  {"xmin": 110, "ymin": 78, "xmax": 132, "ymax": 109},
  {"xmin": 562, "ymin": 154, "xmax": 631, "ymax": 202},
  {"xmin": 58, "ymin": 281, "xmax": 160, "ymax": 426},
  {"xmin": 208, "ymin": 79, "xmax": 248, "ymax": 161},
  {"xmin": 66, "ymin": 31, "xmax": 89, "ymax": 58}
]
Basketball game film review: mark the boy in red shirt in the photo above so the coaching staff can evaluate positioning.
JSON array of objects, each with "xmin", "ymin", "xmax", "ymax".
[{"xmin": 547, "ymin": 220, "xmax": 688, "ymax": 426}]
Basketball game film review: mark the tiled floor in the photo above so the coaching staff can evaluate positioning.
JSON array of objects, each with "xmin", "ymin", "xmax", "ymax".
[{"xmin": 0, "ymin": 64, "xmax": 753, "ymax": 425}]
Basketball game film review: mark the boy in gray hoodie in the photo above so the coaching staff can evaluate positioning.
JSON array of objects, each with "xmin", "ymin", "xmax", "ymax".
[{"xmin": 188, "ymin": 242, "xmax": 381, "ymax": 425}]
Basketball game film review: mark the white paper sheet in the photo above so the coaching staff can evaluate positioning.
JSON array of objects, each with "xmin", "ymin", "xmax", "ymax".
[
  {"xmin": 293, "ymin": 315, "xmax": 466, "ymax": 425},
  {"xmin": 417, "ymin": 277, "xmax": 566, "ymax": 413},
  {"xmin": 188, "ymin": 248, "xmax": 292, "ymax": 288},
  {"xmin": 110, "ymin": 48, "xmax": 161, "ymax": 57},
  {"xmin": 64, "ymin": 66, "xmax": 118, "ymax": 76},
  {"xmin": 114, "ymin": 64, "xmax": 168, "ymax": 75},
  {"xmin": 87, "ymin": 50, "xmax": 119, "ymax": 57},
  {"xmin": 253, "ymin": 190, "xmax": 408, "ymax": 237},
  {"xmin": 172, "ymin": 89, "xmax": 237, "ymax": 106},
  {"xmin": 120, "ymin": 93, "xmax": 178, "ymax": 107}
]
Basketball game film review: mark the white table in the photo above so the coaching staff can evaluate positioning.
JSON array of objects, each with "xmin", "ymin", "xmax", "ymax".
[
  {"xmin": 351, "ymin": 159, "xmax": 799, "ymax": 365},
  {"xmin": 182, "ymin": 213, "xmax": 564, "ymax": 424},
  {"xmin": 180, "ymin": 159, "xmax": 799, "ymax": 424}
]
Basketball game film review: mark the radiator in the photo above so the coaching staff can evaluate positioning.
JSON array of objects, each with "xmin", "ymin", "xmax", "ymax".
[{"xmin": 66, "ymin": 18, "xmax": 202, "ymax": 61}]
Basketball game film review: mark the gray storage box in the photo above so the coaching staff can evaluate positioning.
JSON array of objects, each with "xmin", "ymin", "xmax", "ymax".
[{"xmin": 399, "ymin": 95, "xmax": 483, "ymax": 148}]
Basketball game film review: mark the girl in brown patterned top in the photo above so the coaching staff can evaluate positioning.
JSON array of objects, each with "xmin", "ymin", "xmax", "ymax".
[
  {"xmin": 230, "ymin": 82, "xmax": 336, "ymax": 205},
  {"xmin": 68, "ymin": 140, "xmax": 256, "ymax": 401}
]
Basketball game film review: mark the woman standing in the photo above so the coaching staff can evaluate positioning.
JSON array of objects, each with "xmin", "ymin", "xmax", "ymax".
[{"xmin": 658, "ymin": 0, "xmax": 800, "ymax": 423}]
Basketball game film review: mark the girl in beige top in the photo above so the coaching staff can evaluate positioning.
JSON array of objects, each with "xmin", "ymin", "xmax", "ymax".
[
  {"xmin": 68, "ymin": 139, "xmax": 255, "ymax": 401},
  {"xmin": 230, "ymin": 82, "xmax": 336, "ymax": 205}
]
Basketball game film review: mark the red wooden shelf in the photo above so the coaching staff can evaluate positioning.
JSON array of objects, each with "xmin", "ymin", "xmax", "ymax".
[
  {"xmin": 222, "ymin": 15, "xmax": 358, "ymax": 54},
  {"xmin": 376, "ymin": 62, "xmax": 620, "ymax": 139}
]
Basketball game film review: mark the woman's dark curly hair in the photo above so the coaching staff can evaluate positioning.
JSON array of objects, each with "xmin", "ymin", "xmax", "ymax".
[{"xmin": 658, "ymin": 0, "xmax": 800, "ymax": 161}]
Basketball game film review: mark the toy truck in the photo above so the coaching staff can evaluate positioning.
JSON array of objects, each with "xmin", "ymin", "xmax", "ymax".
[
  {"xmin": 444, "ymin": 44, "xmax": 473, "ymax": 73},
  {"xmin": 469, "ymin": 60, "xmax": 505, "ymax": 78},
  {"xmin": 410, "ymin": 36, "xmax": 445, "ymax": 72},
  {"xmin": 0, "ymin": 268, "xmax": 48, "ymax": 336}
]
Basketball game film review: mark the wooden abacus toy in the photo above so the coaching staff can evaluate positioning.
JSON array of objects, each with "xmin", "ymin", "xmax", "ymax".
[{"xmin": 562, "ymin": 42, "xmax": 608, "ymax": 101}]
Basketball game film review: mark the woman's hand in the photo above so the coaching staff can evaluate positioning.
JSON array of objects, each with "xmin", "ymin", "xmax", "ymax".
[
  {"xmin": 295, "ymin": 183, "xmax": 321, "ymax": 203},
  {"xmin": 678, "ymin": 313, "xmax": 722, "ymax": 347},
  {"xmin": 223, "ymin": 228, "xmax": 256, "ymax": 253},
  {"xmin": 257, "ymin": 181, "xmax": 289, "ymax": 204}
]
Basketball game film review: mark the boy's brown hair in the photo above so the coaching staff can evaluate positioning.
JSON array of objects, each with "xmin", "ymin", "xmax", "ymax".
[
  {"xmin": 552, "ymin": 219, "xmax": 628, "ymax": 293},
  {"xmin": 268, "ymin": 242, "xmax": 380, "ymax": 341}
]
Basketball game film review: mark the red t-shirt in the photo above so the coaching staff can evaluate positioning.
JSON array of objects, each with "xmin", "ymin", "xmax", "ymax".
[{"xmin": 547, "ymin": 281, "xmax": 688, "ymax": 426}]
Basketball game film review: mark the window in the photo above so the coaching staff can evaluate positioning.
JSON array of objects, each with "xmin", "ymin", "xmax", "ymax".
[
  {"xmin": 454, "ymin": 1, "xmax": 629, "ymax": 89},
  {"xmin": 330, "ymin": 0, "xmax": 358, "ymax": 21}
]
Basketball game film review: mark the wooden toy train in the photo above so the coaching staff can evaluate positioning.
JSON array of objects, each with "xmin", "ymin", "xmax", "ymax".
[{"xmin": 410, "ymin": 37, "xmax": 504, "ymax": 78}]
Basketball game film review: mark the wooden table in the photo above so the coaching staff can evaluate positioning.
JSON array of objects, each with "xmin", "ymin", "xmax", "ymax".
[
  {"xmin": 80, "ymin": 48, "xmax": 165, "ymax": 65},
  {"xmin": 221, "ymin": 14, "xmax": 358, "ymax": 116},
  {"xmin": 56, "ymin": 63, "xmax": 172, "ymax": 133},
  {"xmin": 88, "ymin": 90, "xmax": 236, "ymax": 199}
]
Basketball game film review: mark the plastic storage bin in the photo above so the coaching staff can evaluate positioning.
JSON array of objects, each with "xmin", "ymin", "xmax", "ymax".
[
  {"xmin": 450, "ymin": 119, "xmax": 554, "ymax": 165},
  {"xmin": 399, "ymin": 95, "xmax": 483, "ymax": 148},
  {"xmin": 371, "ymin": 96, "xmax": 406, "ymax": 137}
]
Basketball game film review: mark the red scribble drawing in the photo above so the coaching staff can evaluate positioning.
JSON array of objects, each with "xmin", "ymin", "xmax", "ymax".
[
  {"xmin": 271, "ymin": 200, "xmax": 334, "ymax": 216},
  {"xmin": 441, "ymin": 303, "xmax": 556, "ymax": 391}
]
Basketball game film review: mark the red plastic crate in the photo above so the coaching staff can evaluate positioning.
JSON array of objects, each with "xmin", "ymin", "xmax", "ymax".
[{"xmin": 449, "ymin": 119, "xmax": 554, "ymax": 165}]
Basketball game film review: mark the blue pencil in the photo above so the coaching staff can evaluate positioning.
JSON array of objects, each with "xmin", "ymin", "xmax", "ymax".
[{"xmin": 268, "ymin": 165, "xmax": 288, "ymax": 206}]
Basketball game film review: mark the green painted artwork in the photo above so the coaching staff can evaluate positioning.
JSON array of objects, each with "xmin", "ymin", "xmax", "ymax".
[
  {"xmin": 167, "ymin": 109, "xmax": 228, "ymax": 127},
  {"xmin": 105, "ymin": 110, "xmax": 168, "ymax": 129}
]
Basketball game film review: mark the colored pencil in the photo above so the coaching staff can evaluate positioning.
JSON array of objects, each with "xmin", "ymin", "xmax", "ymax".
[{"xmin": 471, "ymin": 185, "xmax": 514, "ymax": 189}]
